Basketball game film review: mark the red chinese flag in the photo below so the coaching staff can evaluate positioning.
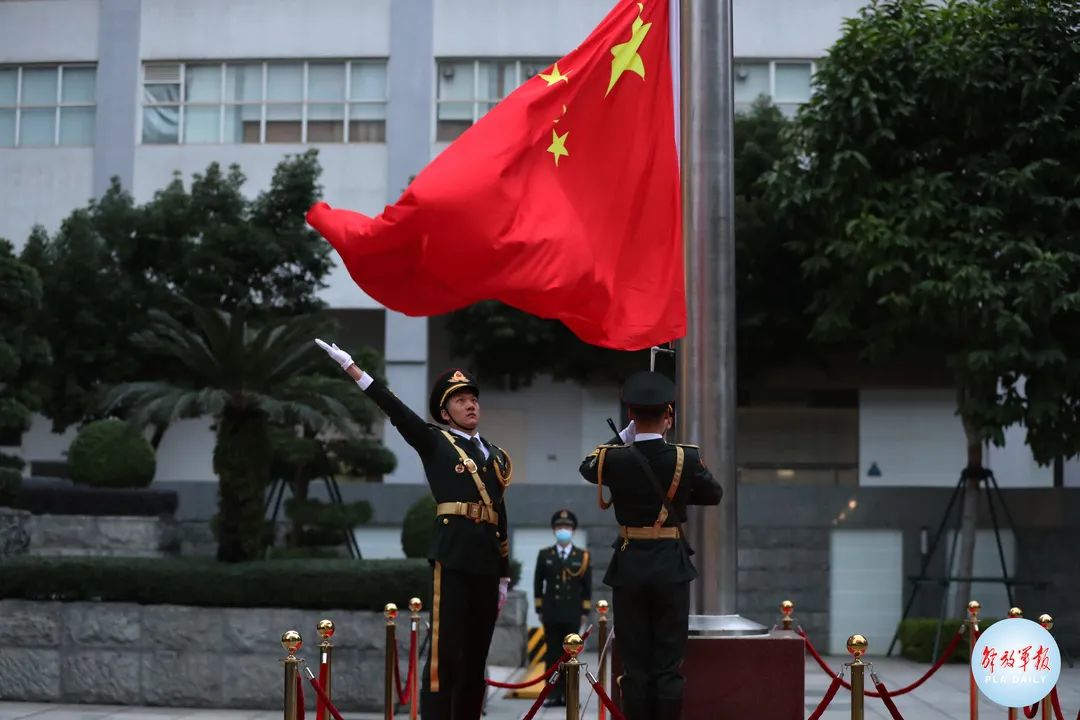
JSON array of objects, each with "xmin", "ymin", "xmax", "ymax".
[{"xmin": 306, "ymin": 0, "xmax": 682, "ymax": 350}]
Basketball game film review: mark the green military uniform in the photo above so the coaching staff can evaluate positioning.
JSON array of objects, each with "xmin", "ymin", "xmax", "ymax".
[
  {"xmin": 579, "ymin": 371, "xmax": 723, "ymax": 720},
  {"xmin": 362, "ymin": 368, "xmax": 512, "ymax": 720},
  {"xmin": 533, "ymin": 509, "xmax": 592, "ymax": 706}
]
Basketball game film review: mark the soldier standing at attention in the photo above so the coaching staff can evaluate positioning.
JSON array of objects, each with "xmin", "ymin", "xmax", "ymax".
[
  {"xmin": 316, "ymin": 339, "xmax": 513, "ymax": 720},
  {"xmin": 579, "ymin": 371, "xmax": 723, "ymax": 720},
  {"xmin": 533, "ymin": 509, "xmax": 592, "ymax": 707}
]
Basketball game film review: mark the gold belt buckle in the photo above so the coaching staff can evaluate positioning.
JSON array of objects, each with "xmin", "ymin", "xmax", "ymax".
[{"xmin": 467, "ymin": 503, "xmax": 482, "ymax": 522}]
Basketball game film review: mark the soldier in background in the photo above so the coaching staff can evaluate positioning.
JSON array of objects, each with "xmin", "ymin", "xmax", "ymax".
[
  {"xmin": 580, "ymin": 371, "xmax": 723, "ymax": 720},
  {"xmin": 533, "ymin": 509, "xmax": 592, "ymax": 707}
]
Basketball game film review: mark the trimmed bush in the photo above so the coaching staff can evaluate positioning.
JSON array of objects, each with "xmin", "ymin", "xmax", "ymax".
[
  {"xmin": 69, "ymin": 419, "xmax": 156, "ymax": 489},
  {"xmin": 402, "ymin": 494, "xmax": 436, "ymax": 558},
  {"xmin": 0, "ymin": 556, "xmax": 431, "ymax": 610},
  {"xmin": 13, "ymin": 476, "xmax": 176, "ymax": 516},
  {"xmin": 0, "ymin": 467, "xmax": 20, "ymax": 506},
  {"xmin": 898, "ymin": 617, "xmax": 999, "ymax": 663}
]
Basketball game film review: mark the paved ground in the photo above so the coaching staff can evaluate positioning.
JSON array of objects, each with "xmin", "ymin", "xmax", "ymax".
[{"xmin": 2, "ymin": 653, "xmax": 1078, "ymax": 720}]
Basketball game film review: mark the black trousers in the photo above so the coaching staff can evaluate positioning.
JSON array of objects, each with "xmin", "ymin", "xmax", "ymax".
[
  {"xmin": 542, "ymin": 620, "xmax": 579, "ymax": 701},
  {"xmin": 612, "ymin": 581, "xmax": 690, "ymax": 717},
  {"xmin": 421, "ymin": 562, "xmax": 499, "ymax": 719}
]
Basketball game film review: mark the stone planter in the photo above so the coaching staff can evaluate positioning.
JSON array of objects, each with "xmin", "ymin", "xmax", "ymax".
[
  {"xmin": 0, "ymin": 507, "xmax": 31, "ymax": 557},
  {"xmin": 27, "ymin": 514, "xmax": 180, "ymax": 557},
  {"xmin": 0, "ymin": 592, "xmax": 528, "ymax": 710}
]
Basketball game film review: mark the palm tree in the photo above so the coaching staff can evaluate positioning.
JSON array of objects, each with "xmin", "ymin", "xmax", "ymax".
[{"xmin": 106, "ymin": 306, "xmax": 354, "ymax": 562}]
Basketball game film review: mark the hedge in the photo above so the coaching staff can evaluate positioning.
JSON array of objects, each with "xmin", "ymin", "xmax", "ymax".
[
  {"xmin": 13, "ymin": 477, "xmax": 177, "ymax": 516},
  {"xmin": 0, "ymin": 467, "xmax": 20, "ymax": 506},
  {"xmin": 898, "ymin": 617, "xmax": 999, "ymax": 663},
  {"xmin": 69, "ymin": 419, "xmax": 155, "ymax": 489},
  {"xmin": 0, "ymin": 557, "xmax": 432, "ymax": 610}
]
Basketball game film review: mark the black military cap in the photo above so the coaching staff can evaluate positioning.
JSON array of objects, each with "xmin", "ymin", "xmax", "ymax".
[
  {"xmin": 551, "ymin": 509, "xmax": 577, "ymax": 529},
  {"xmin": 620, "ymin": 370, "xmax": 676, "ymax": 408},
  {"xmin": 429, "ymin": 367, "xmax": 480, "ymax": 421}
]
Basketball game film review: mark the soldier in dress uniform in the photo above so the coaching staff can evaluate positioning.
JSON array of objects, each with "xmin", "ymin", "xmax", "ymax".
[
  {"xmin": 579, "ymin": 371, "xmax": 723, "ymax": 720},
  {"xmin": 533, "ymin": 509, "xmax": 592, "ymax": 707},
  {"xmin": 316, "ymin": 339, "xmax": 512, "ymax": 720}
]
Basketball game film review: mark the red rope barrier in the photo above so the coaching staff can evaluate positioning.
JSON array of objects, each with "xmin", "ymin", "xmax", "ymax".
[
  {"xmin": 485, "ymin": 628, "xmax": 594, "ymax": 688},
  {"xmin": 391, "ymin": 642, "xmax": 409, "ymax": 705},
  {"xmin": 798, "ymin": 628, "xmax": 963, "ymax": 698},
  {"xmin": 307, "ymin": 674, "xmax": 347, "ymax": 720},
  {"xmin": 873, "ymin": 677, "xmax": 906, "ymax": 720},
  {"xmin": 296, "ymin": 675, "xmax": 305, "ymax": 720},
  {"xmin": 316, "ymin": 662, "xmax": 327, "ymax": 720},
  {"xmin": 586, "ymin": 671, "xmax": 625, "ymax": 720},
  {"xmin": 1051, "ymin": 687, "xmax": 1077, "ymax": 720},
  {"xmin": 807, "ymin": 674, "xmax": 844, "ymax": 720},
  {"xmin": 1026, "ymin": 702, "xmax": 1042, "ymax": 718},
  {"xmin": 520, "ymin": 673, "xmax": 559, "ymax": 720}
]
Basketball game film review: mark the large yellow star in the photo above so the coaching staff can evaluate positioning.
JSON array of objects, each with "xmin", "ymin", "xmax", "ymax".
[
  {"xmin": 539, "ymin": 63, "xmax": 569, "ymax": 86},
  {"xmin": 607, "ymin": 3, "xmax": 652, "ymax": 96},
  {"xmin": 547, "ymin": 129, "xmax": 569, "ymax": 166}
]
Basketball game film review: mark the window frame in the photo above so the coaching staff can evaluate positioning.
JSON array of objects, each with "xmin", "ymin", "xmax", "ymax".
[
  {"xmin": 733, "ymin": 58, "xmax": 817, "ymax": 111},
  {"xmin": 434, "ymin": 57, "xmax": 558, "ymax": 142},
  {"xmin": 139, "ymin": 59, "xmax": 389, "ymax": 145},
  {"xmin": 0, "ymin": 63, "xmax": 98, "ymax": 148}
]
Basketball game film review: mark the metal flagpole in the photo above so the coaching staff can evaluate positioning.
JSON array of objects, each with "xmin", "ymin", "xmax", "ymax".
[{"xmin": 677, "ymin": 0, "xmax": 765, "ymax": 634}]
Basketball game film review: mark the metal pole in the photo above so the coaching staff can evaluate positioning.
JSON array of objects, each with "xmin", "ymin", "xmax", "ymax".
[
  {"xmin": 281, "ymin": 631, "xmax": 302, "ymax": 720},
  {"xmin": 409, "ymin": 598, "xmax": 422, "ymax": 720},
  {"xmin": 679, "ymin": 0, "xmax": 737, "ymax": 615},
  {"xmin": 562, "ymin": 633, "xmax": 584, "ymax": 720},
  {"xmin": 316, "ymin": 620, "xmax": 334, "ymax": 720},
  {"xmin": 597, "ymin": 601, "xmax": 609, "ymax": 720},
  {"xmin": 847, "ymin": 634, "xmax": 867, "ymax": 720},
  {"xmin": 385, "ymin": 604, "xmax": 398, "ymax": 720},
  {"xmin": 1039, "ymin": 614, "xmax": 1054, "ymax": 720},
  {"xmin": 968, "ymin": 601, "xmax": 980, "ymax": 720}
]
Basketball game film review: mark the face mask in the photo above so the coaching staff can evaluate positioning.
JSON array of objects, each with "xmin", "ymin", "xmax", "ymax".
[{"xmin": 554, "ymin": 529, "xmax": 573, "ymax": 544}]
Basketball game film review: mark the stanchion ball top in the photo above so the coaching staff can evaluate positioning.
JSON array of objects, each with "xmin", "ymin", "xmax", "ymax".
[
  {"xmin": 1039, "ymin": 614, "xmax": 1053, "ymax": 631},
  {"xmin": 317, "ymin": 619, "xmax": 335, "ymax": 639},
  {"xmin": 846, "ymin": 634, "xmax": 868, "ymax": 658},
  {"xmin": 563, "ymin": 633, "xmax": 584, "ymax": 656},
  {"xmin": 281, "ymin": 630, "xmax": 302, "ymax": 654},
  {"xmin": 384, "ymin": 603, "xmax": 398, "ymax": 621},
  {"xmin": 1008, "ymin": 607, "xmax": 1023, "ymax": 618},
  {"xmin": 409, "ymin": 597, "xmax": 423, "ymax": 613},
  {"xmin": 597, "ymin": 599, "xmax": 609, "ymax": 614},
  {"xmin": 781, "ymin": 600, "xmax": 795, "ymax": 615},
  {"xmin": 967, "ymin": 600, "xmax": 982, "ymax": 615}
]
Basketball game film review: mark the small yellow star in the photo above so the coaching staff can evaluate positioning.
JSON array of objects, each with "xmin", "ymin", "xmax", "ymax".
[
  {"xmin": 538, "ymin": 63, "xmax": 570, "ymax": 86},
  {"xmin": 547, "ymin": 129, "xmax": 569, "ymax": 166}
]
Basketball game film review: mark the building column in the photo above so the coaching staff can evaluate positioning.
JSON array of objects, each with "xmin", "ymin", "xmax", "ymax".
[
  {"xmin": 93, "ymin": 0, "xmax": 141, "ymax": 197},
  {"xmin": 383, "ymin": 0, "xmax": 434, "ymax": 484}
]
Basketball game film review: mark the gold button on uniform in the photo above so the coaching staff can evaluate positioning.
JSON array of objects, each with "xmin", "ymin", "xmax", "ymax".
[
  {"xmin": 442, "ymin": 518, "xmax": 449, "ymax": 525},
  {"xmin": 495, "ymin": 531, "xmax": 501, "ymax": 538}
]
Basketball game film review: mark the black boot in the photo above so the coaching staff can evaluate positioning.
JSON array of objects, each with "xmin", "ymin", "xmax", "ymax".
[{"xmin": 655, "ymin": 697, "xmax": 683, "ymax": 720}]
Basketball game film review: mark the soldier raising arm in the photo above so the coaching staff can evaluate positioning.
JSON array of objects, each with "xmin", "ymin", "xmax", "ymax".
[{"xmin": 316, "ymin": 339, "xmax": 513, "ymax": 720}]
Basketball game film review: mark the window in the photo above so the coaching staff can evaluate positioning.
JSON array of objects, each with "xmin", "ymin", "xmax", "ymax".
[
  {"xmin": 436, "ymin": 58, "xmax": 556, "ymax": 141},
  {"xmin": 0, "ymin": 64, "xmax": 96, "ymax": 147},
  {"xmin": 734, "ymin": 59, "xmax": 815, "ymax": 116},
  {"xmin": 141, "ymin": 60, "xmax": 387, "ymax": 145}
]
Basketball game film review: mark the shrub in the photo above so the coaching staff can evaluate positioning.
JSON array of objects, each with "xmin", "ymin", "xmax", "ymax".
[
  {"xmin": 68, "ymin": 419, "xmax": 155, "ymax": 488},
  {"xmin": 898, "ymin": 617, "xmax": 999, "ymax": 663},
  {"xmin": 0, "ymin": 467, "xmax": 20, "ymax": 506},
  {"xmin": 13, "ymin": 476, "xmax": 176, "ymax": 516},
  {"xmin": 401, "ymin": 494, "xmax": 436, "ymax": 558},
  {"xmin": 0, "ymin": 556, "xmax": 431, "ymax": 610}
]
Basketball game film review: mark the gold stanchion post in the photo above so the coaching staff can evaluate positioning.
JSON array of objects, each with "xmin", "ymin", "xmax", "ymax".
[
  {"xmin": 409, "ymin": 597, "xmax": 422, "ymax": 720},
  {"xmin": 282, "ymin": 630, "xmax": 302, "ymax": 720},
  {"xmin": 1007, "ymin": 609, "xmax": 1022, "ymax": 720},
  {"xmin": 781, "ymin": 599, "xmax": 795, "ymax": 631},
  {"xmin": 1039, "ymin": 614, "xmax": 1054, "ymax": 720},
  {"xmin": 969, "ymin": 600, "xmax": 981, "ymax": 720},
  {"xmin": 847, "ymin": 634, "xmax": 867, "ymax": 720},
  {"xmin": 385, "ymin": 603, "xmax": 398, "ymax": 720},
  {"xmin": 597, "ymin": 600, "xmax": 609, "ymax": 720},
  {"xmin": 316, "ymin": 619, "xmax": 334, "ymax": 720},
  {"xmin": 563, "ymin": 633, "xmax": 584, "ymax": 720}
]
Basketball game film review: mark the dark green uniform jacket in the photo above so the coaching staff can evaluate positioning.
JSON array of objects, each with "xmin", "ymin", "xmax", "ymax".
[
  {"xmin": 533, "ymin": 545, "xmax": 593, "ymax": 624},
  {"xmin": 364, "ymin": 380, "xmax": 511, "ymax": 576},
  {"xmin": 579, "ymin": 439, "xmax": 722, "ymax": 587}
]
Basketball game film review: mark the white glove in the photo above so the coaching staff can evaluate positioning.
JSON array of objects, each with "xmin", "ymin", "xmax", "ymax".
[
  {"xmin": 497, "ymin": 577, "xmax": 510, "ymax": 613},
  {"xmin": 315, "ymin": 338, "xmax": 354, "ymax": 370},
  {"xmin": 619, "ymin": 420, "xmax": 637, "ymax": 444}
]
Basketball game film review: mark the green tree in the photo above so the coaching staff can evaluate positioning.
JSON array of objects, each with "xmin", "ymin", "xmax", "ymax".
[
  {"xmin": 0, "ymin": 239, "xmax": 50, "ymax": 473},
  {"xmin": 22, "ymin": 150, "xmax": 330, "ymax": 432},
  {"xmin": 106, "ymin": 306, "xmax": 361, "ymax": 562},
  {"xmin": 767, "ymin": 0, "xmax": 1080, "ymax": 611}
]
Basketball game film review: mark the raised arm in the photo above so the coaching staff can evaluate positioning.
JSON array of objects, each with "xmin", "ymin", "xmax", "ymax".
[
  {"xmin": 686, "ymin": 449, "xmax": 723, "ymax": 506},
  {"xmin": 315, "ymin": 338, "xmax": 436, "ymax": 455}
]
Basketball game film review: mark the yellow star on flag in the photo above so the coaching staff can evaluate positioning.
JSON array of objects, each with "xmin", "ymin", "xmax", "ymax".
[
  {"xmin": 607, "ymin": 3, "xmax": 652, "ymax": 96},
  {"xmin": 547, "ymin": 129, "xmax": 569, "ymax": 166},
  {"xmin": 539, "ymin": 63, "xmax": 570, "ymax": 86}
]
